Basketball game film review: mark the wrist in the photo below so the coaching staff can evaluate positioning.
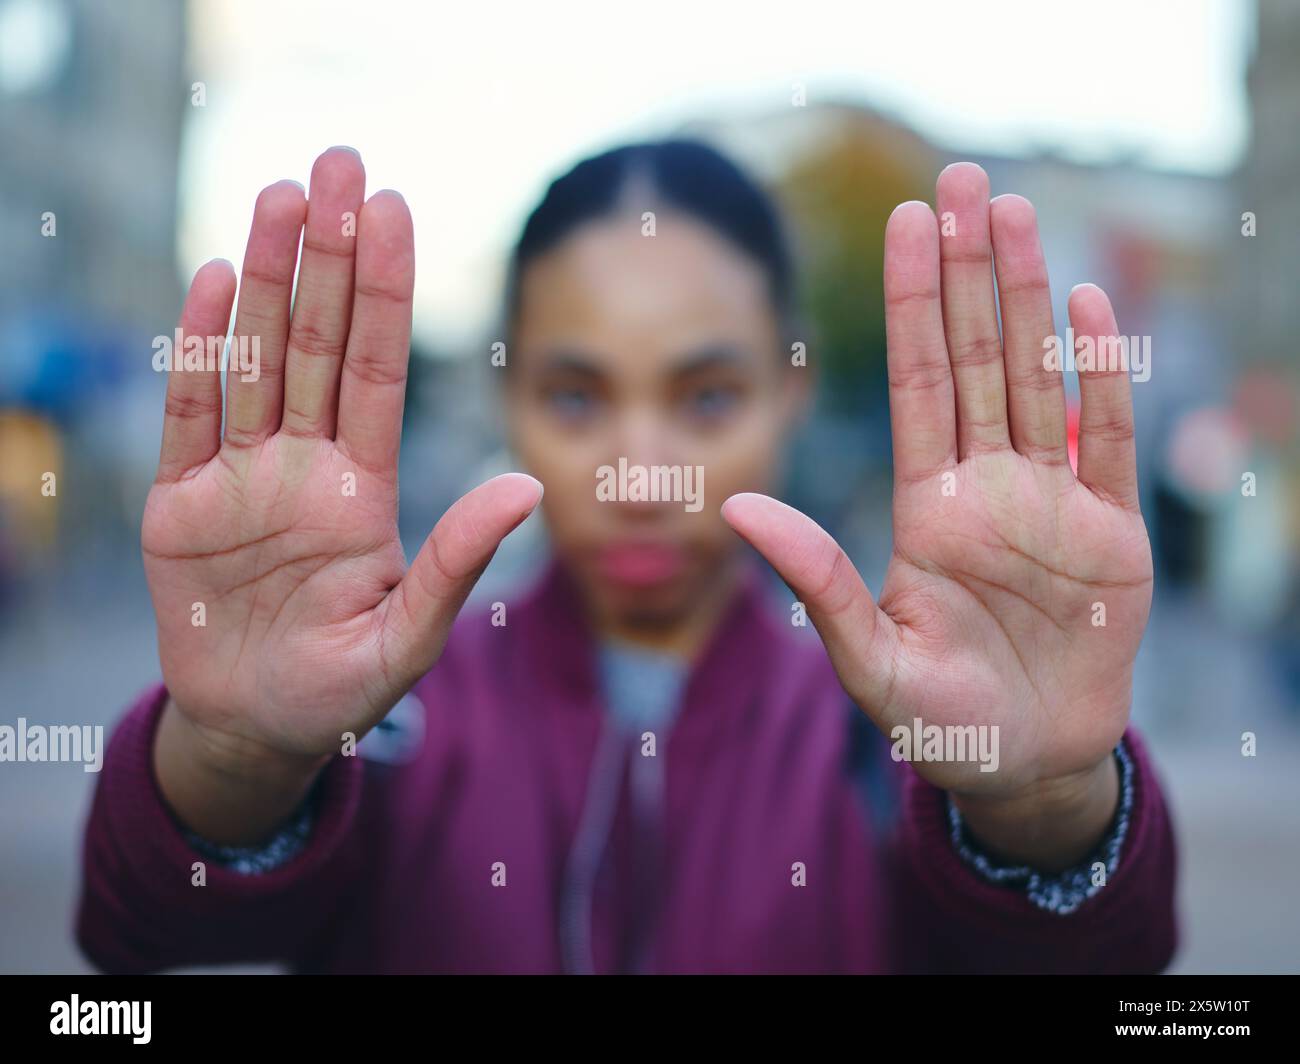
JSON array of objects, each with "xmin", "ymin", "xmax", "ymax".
[
  {"xmin": 155, "ymin": 697, "xmax": 330, "ymax": 846},
  {"xmin": 164, "ymin": 696, "xmax": 329, "ymax": 783},
  {"xmin": 948, "ymin": 753, "xmax": 1120, "ymax": 873}
]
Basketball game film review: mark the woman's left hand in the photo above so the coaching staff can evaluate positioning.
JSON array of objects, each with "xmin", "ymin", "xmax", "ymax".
[{"xmin": 722, "ymin": 163, "xmax": 1153, "ymax": 870}]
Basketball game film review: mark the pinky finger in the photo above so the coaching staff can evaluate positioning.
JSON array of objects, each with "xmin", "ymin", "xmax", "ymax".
[
  {"xmin": 1069, "ymin": 283, "xmax": 1139, "ymax": 510},
  {"xmin": 156, "ymin": 259, "xmax": 236, "ymax": 484}
]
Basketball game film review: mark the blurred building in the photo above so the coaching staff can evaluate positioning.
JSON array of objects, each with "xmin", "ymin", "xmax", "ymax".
[
  {"xmin": 1236, "ymin": 0, "xmax": 1300, "ymax": 683},
  {"xmin": 1242, "ymin": 0, "xmax": 1300, "ymax": 372},
  {"xmin": 0, "ymin": 0, "xmax": 186, "ymax": 566},
  {"xmin": 0, "ymin": 0, "xmax": 185, "ymax": 335}
]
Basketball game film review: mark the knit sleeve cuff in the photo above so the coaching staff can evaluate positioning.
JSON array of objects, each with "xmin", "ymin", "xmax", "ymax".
[
  {"xmin": 102, "ymin": 684, "xmax": 364, "ymax": 903},
  {"xmin": 944, "ymin": 738, "xmax": 1135, "ymax": 915},
  {"xmin": 181, "ymin": 788, "xmax": 318, "ymax": 876}
]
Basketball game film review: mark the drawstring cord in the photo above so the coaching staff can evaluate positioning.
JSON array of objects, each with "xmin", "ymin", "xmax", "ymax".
[{"xmin": 558, "ymin": 719, "xmax": 628, "ymax": 975}]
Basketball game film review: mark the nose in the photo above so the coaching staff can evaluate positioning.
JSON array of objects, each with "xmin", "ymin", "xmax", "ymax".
[
  {"xmin": 610, "ymin": 403, "xmax": 679, "ymax": 469},
  {"xmin": 603, "ymin": 405, "xmax": 686, "ymax": 522}
]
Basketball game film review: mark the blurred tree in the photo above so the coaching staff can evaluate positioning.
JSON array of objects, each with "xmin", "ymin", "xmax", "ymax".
[{"xmin": 776, "ymin": 108, "xmax": 936, "ymax": 412}]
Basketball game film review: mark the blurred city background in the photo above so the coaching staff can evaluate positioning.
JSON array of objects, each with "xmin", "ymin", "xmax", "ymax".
[{"xmin": 0, "ymin": 0, "xmax": 1296, "ymax": 972}]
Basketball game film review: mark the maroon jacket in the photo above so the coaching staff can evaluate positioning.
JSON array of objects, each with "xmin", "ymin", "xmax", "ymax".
[{"xmin": 76, "ymin": 560, "xmax": 1178, "ymax": 973}]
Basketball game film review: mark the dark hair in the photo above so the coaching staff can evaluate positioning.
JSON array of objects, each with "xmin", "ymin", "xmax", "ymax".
[{"xmin": 505, "ymin": 139, "xmax": 794, "ymax": 338}]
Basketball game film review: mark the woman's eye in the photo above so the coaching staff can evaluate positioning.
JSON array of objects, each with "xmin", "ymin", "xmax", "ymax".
[
  {"xmin": 545, "ymin": 387, "xmax": 599, "ymax": 421},
  {"xmin": 684, "ymin": 386, "xmax": 740, "ymax": 421}
]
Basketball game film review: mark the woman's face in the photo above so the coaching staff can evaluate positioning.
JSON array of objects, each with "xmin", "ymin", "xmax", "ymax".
[{"xmin": 505, "ymin": 209, "xmax": 806, "ymax": 636}]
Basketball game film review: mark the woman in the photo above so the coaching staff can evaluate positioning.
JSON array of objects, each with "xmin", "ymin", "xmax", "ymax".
[{"xmin": 77, "ymin": 141, "xmax": 1176, "ymax": 973}]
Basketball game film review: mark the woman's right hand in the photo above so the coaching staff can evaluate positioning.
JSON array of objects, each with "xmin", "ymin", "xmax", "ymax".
[{"xmin": 143, "ymin": 147, "xmax": 541, "ymax": 841}]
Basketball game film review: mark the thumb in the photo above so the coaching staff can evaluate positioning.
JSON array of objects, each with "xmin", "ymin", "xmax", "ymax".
[
  {"xmin": 721, "ymin": 492, "xmax": 897, "ymax": 716},
  {"xmin": 381, "ymin": 472, "xmax": 543, "ymax": 683}
]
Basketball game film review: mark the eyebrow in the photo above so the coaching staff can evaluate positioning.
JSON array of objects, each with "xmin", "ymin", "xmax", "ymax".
[
  {"xmin": 532, "ymin": 349, "xmax": 605, "ymax": 377},
  {"xmin": 530, "ymin": 342, "xmax": 750, "ymax": 379},
  {"xmin": 669, "ymin": 344, "xmax": 748, "ymax": 376}
]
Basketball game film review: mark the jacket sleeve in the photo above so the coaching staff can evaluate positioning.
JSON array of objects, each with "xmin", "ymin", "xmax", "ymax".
[
  {"xmin": 890, "ymin": 726, "xmax": 1179, "ymax": 973},
  {"xmin": 74, "ymin": 684, "xmax": 366, "ymax": 973}
]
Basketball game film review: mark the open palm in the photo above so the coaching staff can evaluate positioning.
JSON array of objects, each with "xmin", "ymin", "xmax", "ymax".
[
  {"xmin": 144, "ymin": 148, "xmax": 540, "ymax": 764},
  {"xmin": 724, "ymin": 163, "xmax": 1152, "ymax": 798}
]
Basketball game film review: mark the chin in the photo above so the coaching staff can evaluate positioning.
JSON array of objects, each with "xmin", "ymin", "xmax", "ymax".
[{"xmin": 592, "ymin": 575, "xmax": 698, "ymax": 631}]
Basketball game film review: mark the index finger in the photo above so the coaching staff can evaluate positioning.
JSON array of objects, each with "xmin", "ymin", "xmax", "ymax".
[{"xmin": 884, "ymin": 201, "xmax": 957, "ymax": 485}]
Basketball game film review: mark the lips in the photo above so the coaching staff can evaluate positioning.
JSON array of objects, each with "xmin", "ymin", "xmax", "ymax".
[{"xmin": 593, "ymin": 542, "xmax": 688, "ymax": 588}]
